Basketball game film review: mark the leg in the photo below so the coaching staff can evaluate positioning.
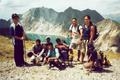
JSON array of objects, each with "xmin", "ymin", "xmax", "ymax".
[
  {"xmin": 77, "ymin": 50, "xmax": 80, "ymax": 61},
  {"xmin": 84, "ymin": 61, "xmax": 94, "ymax": 71},
  {"xmin": 69, "ymin": 49, "xmax": 73, "ymax": 66}
]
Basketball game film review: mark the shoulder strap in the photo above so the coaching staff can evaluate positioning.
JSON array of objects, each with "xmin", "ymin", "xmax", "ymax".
[{"xmin": 71, "ymin": 24, "xmax": 80, "ymax": 33}]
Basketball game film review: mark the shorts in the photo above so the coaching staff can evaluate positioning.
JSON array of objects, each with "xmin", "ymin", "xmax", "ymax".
[
  {"xmin": 80, "ymin": 40, "xmax": 89, "ymax": 54},
  {"xmin": 69, "ymin": 38, "xmax": 81, "ymax": 50}
]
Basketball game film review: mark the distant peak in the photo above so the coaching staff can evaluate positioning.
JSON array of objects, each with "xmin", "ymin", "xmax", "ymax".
[{"xmin": 65, "ymin": 7, "xmax": 73, "ymax": 11}]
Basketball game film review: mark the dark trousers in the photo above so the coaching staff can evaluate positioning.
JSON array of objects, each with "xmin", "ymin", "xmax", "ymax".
[{"xmin": 14, "ymin": 40, "xmax": 25, "ymax": 66}]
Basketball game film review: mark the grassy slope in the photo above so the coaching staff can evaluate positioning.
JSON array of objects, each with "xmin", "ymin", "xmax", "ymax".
[
  {"xmin": 0, "ymin": 35, "xmax": 120, "ymax": 61},
  {"xmin": 0, "ymin": 35, "xmax": 34, "ymax": 61}
]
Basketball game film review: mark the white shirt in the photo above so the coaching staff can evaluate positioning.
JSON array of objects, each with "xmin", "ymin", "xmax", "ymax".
[
  {"xmin": 47, "ymin": 48, "xmax": 60, "ymax": 58},
  {"xmin": 69, "ymin": 24, "xmax": 81, "ymax": 39}
]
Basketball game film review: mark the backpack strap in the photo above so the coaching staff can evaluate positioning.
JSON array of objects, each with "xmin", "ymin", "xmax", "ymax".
[{"xmin": 71, "ymin": 24, "xmax": 80, "ymax": 33}]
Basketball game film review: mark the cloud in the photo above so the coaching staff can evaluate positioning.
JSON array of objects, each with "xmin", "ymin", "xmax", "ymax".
[{"xmin": 0, "ymin": 0, "xmax": 120, "ymax": 19}]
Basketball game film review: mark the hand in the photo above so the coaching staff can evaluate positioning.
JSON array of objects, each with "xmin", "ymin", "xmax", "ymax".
[
  {"xmin": 21, "ymin": 37, "xmax": 24, "ymax": 40},
  {"xmin": 88, "ymin": 40, "xmax": 93, "ymax": 44},
  {"xmin": 77, "ymin": 40, "xmax": 82, "ymax": 45}
]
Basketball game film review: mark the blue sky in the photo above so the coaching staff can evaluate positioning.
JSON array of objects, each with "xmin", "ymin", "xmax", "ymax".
[{"xmin": 0, "ymin": 0, "xmax": 120, "ymax": 20}]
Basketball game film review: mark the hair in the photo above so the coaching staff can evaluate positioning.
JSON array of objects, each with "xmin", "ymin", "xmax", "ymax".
[
  {"xmin": 84, "ymin": 15, "xmax": 91, "ymax": 20},
  {"xmin": 84, "ymin": 15, "xmax": 93, "ymax": 26},
  {"xmin": 36, "ymin": 39, "xmax": 41, "ymax": 43},
  {"xmin": 72, "ymin": 18, "xmax": 77, "ymax": 21},
  {"xmin": 49, "ymin": 43, "xmax": 53, "ymax": 48},
  {"xmin": 12, "ymin": 13, "xmax": 19, "ymax": 19},
  {"xmin": 46, "ymin": 37, "xmax": 51, "ymax": 40},
  {"xmin": 56, "ymin": 38, "xmax": 61, "ymax": 43}
]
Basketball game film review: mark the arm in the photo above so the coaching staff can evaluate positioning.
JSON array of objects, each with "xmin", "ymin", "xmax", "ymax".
[
  {"xmin": 37, "ymin": 49, "xmax": 45, "ymax": 57},
  {"xmin": 89, "ymin": 26, "xmax": 95, "ymax": 43},
  {"xmin": 88, "ymin": 54, "xmax": 92, "ymax": 62},
  {"xmin": 31, "ymin": 46, "xmax": 38, "ymax": 56},
  {"xmin": 79, "ymin": 28, "xmax": 83, "ymax": 41},
  {"xmin": 69, "ymin": 25, "xmax": 73, "ymax": 39},
  {"xmin": 14, "ymin": 36, "xmax": 24, "ymax": 40},
  {"xmin": 46, "ymin": 50, "xmax": 50, "ymax": 58},
  {"xmin": 55, "ymin": 48, "xmax": 60, "ymax": 58}
]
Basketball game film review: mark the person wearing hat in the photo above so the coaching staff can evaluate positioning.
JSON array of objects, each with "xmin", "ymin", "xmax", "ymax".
[{"xmin": 10, "ymin": 13, "xmax": 28, "ymax": 67}]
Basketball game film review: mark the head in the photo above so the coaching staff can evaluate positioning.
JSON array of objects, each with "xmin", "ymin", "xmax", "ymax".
[
  {"xmin": 56, "ymin": 38, "xmax": 62, "ymax": 44},
  {"xmin": 84, "ymin": 15, "xmax": 92, "ymax": 26},
  {"xmin": 42, "ymin": 44, "xmax": 46, "ymax": 49},
  {"xmin": 48, "ymin": 43, "xmax": 53, "ymax": 50},
  {"xmin": 71, "ymin": 18, "xmax": 78, "ymax": 27},
  {"xmin": 35, "ymin": 39, "xmax": 41, "ymax": 45},
  {"xmin": 12, "ymin": 13, "xmax": 19, "ymax": 25},
  {"xmin": 46, "ymin": 37, "xmax": 51, "ymax": 43}
]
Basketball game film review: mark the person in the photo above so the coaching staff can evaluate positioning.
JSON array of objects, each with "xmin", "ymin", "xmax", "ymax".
[
  {"xmin": 83, "ymin": 44, "xmax": 97, "ymax": 71},
  {"xmin": 27, "ymin": 39, "xmax": 44, "ymax": 64},
  {"xmin": 55, "ymin": 38, "xmax": 69, "ymax": 63},
  {"xmin": 10, "ymin": 13, "xmax": 28, "ymax": 67},
  {"xmin": 79, "ymin": 15, "xmax": 95, "ymax": 63},
  {"xmin": 43, "ymin": 43, "xmax": 59, "ymax": 63},
  {"xmin": 69, "ymin": 18, "xmax": 83, "ymax": 64},
  {"xmin": 43, "ymin": 43, "xmax": 65, "ymax": 70},
  {"xmin": 43, "ymin": 37, "xmax": 53, "ymax": 55},
  {"xmin": 45, "ymin": 37, "xmax": 53, "ymax": 47}
]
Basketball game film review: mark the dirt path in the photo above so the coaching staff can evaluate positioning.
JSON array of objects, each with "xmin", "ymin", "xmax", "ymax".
[{"xmin": 0, "ymin": 59, "xmax": 120, "ymax": 80}]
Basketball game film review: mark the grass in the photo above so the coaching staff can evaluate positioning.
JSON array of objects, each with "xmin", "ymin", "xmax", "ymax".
[
  {"xmin": 105, "ymin": 51, "xmax": 120, "ymax": 60},
  {"xmin": 0, "ymin": 35, "xmax": 34, "ymax": 61}
]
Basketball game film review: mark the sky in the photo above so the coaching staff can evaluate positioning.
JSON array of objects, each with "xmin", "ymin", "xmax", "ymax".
[{"xmin": 0, "ymin": 0, "xmax": 120, "ymax": 20}]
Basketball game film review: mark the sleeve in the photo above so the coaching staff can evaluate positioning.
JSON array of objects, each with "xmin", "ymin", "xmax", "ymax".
[
  {"xmin": 55, "ymin": 48, "xmax": 60, "ymax": 58},
  {"xmin": 47, "ymin": 50, "xmax": 50, "ymax": 57},
  {"xmin": 79, "ymin": 25, "xmax": 82, "ymax": 30},
  {"xmin": 69, "ymin": 25, "xmax": 72, "ymax": 32},
  {"xmin": 38, "ymin": 49, "xmax": 45, "ymax": 57},
  {"xmin": 32, "ymin": 45, "xmax": 35, "ymax": 52}
]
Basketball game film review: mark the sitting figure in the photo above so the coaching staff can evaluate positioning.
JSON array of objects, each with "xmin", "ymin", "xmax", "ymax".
[
  {"xmin": 83, "ymin": 44, "xmax": 98, "ymax": 71},
  {"xmin": 27, "ymin": 39, "xmax": 44, "ymax": 64},
  {"xmin": 55, "ymin": 38, "xmax": 69, "ymax": 64},
  {"xmin": 44, "ymin": 43, "xmax": 66, "ymax": 70}
]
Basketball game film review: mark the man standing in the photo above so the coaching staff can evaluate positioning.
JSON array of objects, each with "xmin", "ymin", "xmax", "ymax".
[
  {"xmin": 10, "ymin": 13, "xmax": 27, "ymax": 67},
  {"xmin": 69, "ymin": 18, "xmax": 82, "ymax": 64}
]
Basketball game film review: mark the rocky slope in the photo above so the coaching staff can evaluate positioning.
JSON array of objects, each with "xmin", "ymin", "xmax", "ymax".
[{"xmin": 95, "ymin": 19, "xmax": 120, "ymax": 53}]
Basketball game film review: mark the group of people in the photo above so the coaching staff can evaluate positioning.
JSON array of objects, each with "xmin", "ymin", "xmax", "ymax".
[{"xmin": 10, "ymin": 13, "xmax": 111, "ymax": 71}]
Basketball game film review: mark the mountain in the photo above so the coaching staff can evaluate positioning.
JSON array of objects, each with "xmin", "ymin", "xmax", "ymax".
[
  {"xmin": 21, "ymin": 7, "xmax": 104, "ymax": 36},
  {"xmin": 0, "ymin": 19, "xmax": 11, "ymax": 36},
  {"xmin": 95, "ymin": 19, "xmax": 120, "ymax": 53}
]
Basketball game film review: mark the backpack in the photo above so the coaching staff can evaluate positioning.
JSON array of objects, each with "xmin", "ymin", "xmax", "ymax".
[
  {"xmin": 93, "ymin": 25, "xmax": 99, "ymax": 40},
  {"xmin": 82, "ymin": 24, "xmax": 99, "ymax": 40}
]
